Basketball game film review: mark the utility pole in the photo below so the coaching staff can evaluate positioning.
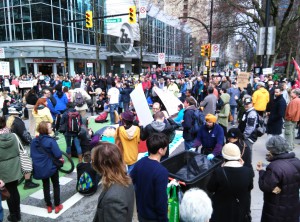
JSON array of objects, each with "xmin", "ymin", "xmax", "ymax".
[
  {"xmin": 208, "ymin": 0, "xmax": 213, "ymax": 80},
  {"xmin": 262, "ymin": 0, "xmax": 271, "ymax": 68},
  {"xmin": 92, "ymin": 0, "xmax": 102, "ymax": 77},
  {"xmin": 63, "ymin": 10, "xmax": 69, "ymax": 76}
]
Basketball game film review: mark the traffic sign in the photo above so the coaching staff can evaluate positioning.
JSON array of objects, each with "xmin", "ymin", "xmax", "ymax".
[
  {"xmin": 104, "ymin": 18, "xmax": 122, "ymax": 23},
  {"xmin": 211, "ymin": 44, "xmax": 220, "ymax": 58},
  {"xmin": 139, "ymin": 6, "xmax": 147, "ymax": 19},
  {"xmin": 158, "ymin": 53, "xmax": 165, "ymax": 64}
]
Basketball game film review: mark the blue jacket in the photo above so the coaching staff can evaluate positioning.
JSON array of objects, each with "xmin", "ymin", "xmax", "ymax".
[
  {"xmin": 30, "ymin": 135, "xmax": 62, "ymax": 179},
  {"xmin": 182, "ymin": 105, "xmax": 197, "ymax": 141},
  {"xmin": 62, "ymin": 80, "xmax": 71, "ymax": 89},
  {"xmin": 227, "ymin": 87, "xmax": 241, "ymax": 106},
  {"xmin": 54, "ymin": 91, "xmax": 68, "ymax": 113},
  {"xmin": 47, "ymin": 97, "xmax": 60, "ymax": 119},
  {"xmin": 180, "ymin": 83, "xmax": 187, "ymax": 94},
  {"xmin": 173, "ymin": 108, "xmax": 184, "ymax": 124},
  {"xmin": 194, "ymin": 123, "xmax": 224, "ymax": 156}
]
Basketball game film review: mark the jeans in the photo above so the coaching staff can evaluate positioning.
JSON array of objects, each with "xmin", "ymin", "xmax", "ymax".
[
  {"xmin": 65, "ymin": 135, "xmax": 82, "ymax": 155},
  {"xmin": 5, "ymin": 180, "xmax": 20, "ymax": 217},
  {"xmin": 284, "ymin": 120, "xmax": 297, "ymax": 150},
  {"xmin": 127, "ymin": 164, "xmax": 135, "ymax": 174},
  {"xmin": 109, "ymin": 104, "xmax": 118, "ymax": 124},
  {"xmin": 123, "ymin": 102, "xmax": 129, "ymax": 112},
  {"xmin": 230, "ymin": 105, "xmax": 237, "ymax": 124},
  {"xmin": 42, "ymin": 170, "xmax": 60, "ymax": 207},
  {"xmin": 184, "ymin": 140, "xmax": 194, "ymax": 150},
  {"xmin": 244, "ymin": 139, "xmax": 253, "ymax": 164}
]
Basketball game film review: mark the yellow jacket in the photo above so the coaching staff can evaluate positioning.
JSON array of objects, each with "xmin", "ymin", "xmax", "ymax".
[
  {"xmin": 32, "ymin": 106, "xmax": 53, "ymax": 135},
  {"xmin": 117, "ymin": 125, "xmax": 140, "ymax": 165},
  {"xmin": 252, "ymin": 88, "xmax": 270, "ymax": 111}
]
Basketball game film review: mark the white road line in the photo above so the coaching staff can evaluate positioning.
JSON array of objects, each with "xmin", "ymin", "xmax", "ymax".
[{"xmin": 2, "ymin": 193, "xmax": 84, "ymax": 219}]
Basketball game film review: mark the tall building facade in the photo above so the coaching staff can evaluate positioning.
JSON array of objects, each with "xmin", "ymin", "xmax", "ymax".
[{"xmin": 0, "ymin": 0, "xmax": 191, "ymax": 76}]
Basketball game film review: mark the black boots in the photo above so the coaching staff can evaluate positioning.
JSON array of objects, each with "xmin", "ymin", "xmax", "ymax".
[
  {"xmin": 7, "ymin": 212, "xmax": 21, "ymax": 221},
  {"xmin": 24, "ymin": 179, "xmax": 39, "ymax": 190}
]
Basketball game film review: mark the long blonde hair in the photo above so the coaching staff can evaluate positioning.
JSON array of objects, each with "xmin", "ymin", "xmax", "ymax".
[{"xmin": 92, "ymin": 142, "xmax": 131, "ymax": 190}]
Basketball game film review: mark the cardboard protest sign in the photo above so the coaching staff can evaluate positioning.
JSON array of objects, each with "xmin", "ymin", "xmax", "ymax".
[
  {"xmin": 237, "ymin": 72, "xmax": 250, "ymax": 89},
  {"xmin": 130, "ymin": 84, "xmax": 153, "ymax": 126},
  {"xmin": 19, "ymin": 81, "xmax": 34, "ymax": 88},
  {"xmin": 153, "ymin": 86, "xmax": 183, "ymax": 116}
]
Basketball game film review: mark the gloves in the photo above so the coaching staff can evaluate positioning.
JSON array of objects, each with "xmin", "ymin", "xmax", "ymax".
[{"xmin": 207, "ymin": 154, "xmax": 215, "ymax": 160}]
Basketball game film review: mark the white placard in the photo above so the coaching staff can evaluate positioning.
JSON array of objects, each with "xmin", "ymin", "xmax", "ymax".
[
  {"xmin": 211, "ymin": 44, "xmax": 220, "ymax": 58},
  {"xmin": 86, "ymin": 63, "xmax": 93, "ymax": 68},
  {"xmin": 0, "ymin": 62, "xmax": 9, "ymax": 76},
  {"xmin": 130, "ymin": 84, "xmax": 153, "ymax": 126},
  {"xmin": 158, "ymin": 53, "xmax": 165, "ymax": 64},
  {"xmin": 0, "ymin": 48, "xmax": 5, "ymax": 58},
  {"xmin": 262, "ymin": 67, "xmax": 273, "ymax": 75},
  {"xmin": 9, "ymin": 85, "xmax": 16, "ymax": 92},
  {"xmin": 19, "ymin": 81, "xmax": 34, "ymax": 88},
  {"xmin": 153, "ymin": 86, "xmax": 182, "ymax": 116},
  {"xmin": 139, "ymin": 6, "xmax": 147, "ymax": 19},
  {"xmin": 120, "ymin": 64, "xmax": 125, "ymax": 68}
]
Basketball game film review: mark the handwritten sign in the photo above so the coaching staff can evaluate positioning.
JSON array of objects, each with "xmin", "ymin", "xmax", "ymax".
[
  {"xmin": 19, "ymin": 81, "xmax": 34, "ymax": 88},
  {"xmin": 237, "ymin": 72, "xmax": 250, "ymax": 89}
]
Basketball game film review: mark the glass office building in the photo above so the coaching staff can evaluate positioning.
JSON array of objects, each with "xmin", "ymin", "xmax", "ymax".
[{"xmin": 0, "ymin": 0, "xmax": 191, "ymax": 76}]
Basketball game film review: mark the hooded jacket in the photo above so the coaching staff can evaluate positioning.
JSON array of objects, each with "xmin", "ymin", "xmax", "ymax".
[
  {"xmin": 252, "ymin": 87, "xmax": 270, "ymax": 111},
  {"xmin": 182, "ymin": 105, "xmax": 197, "ymax": 141},
  {"xmin": 0, "ymin": 133, "xmax": 22, "ymax": 183},
  {"xmin": 118, "ymin": 125, "xmax": 140, "ymax": 165},
  {"xmin": 32, "ymin": 105, "xmax": 53, "ymax": 135},
  {"xmin": 54, "ymin": 91, "xmax": 68, "ymax": 112},
  {"xmin": 218, "ymin": 93, "xmax": 230, "ymax": 128}
]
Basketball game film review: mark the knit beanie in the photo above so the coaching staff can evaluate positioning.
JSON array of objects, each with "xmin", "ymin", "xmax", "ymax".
[{"xmin": 222, "ymin": 143, "xmax": 241, "ymax": 160}]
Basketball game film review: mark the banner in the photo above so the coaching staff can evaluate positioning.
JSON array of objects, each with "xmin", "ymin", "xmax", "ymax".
[
  {"xmin": 19, "ymin": 81, "xmax": 34, "ymax": 88},
  {"xmin": 237, "ymin": 72, "xmax": 250, "ymax": 89},
  {"xmin": 292, "ymin": 58, "xmax": 300, "ymax": 80},
  {"xmin": 130, "ymin": 84, "xmax": 153, "ymax": 126},
  {"xmin": 153, "ymin": 86, "xmax": 182, "ymax": 116},
  {"xmin": 9, "ymin": 85, "xmax": 16, "ymax": 92},
  {"xmin": 0, "ymin": 62, "xmax": 9, "ymax": 76}
]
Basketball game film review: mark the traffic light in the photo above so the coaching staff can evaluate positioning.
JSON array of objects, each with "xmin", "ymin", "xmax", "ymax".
[
  {"xmin": 85, "ymin": 10, "xmax": 93, "ymax": 28},
  {"xmin": 201, "ymin": 44, "xmax": 206, "ymax": 56},
  {"xmin": 205, "ymin": 59, "xmax": 210, "ymax": 67},
  {"xmin": 211, "ymin": 61, "xmax": 218, "ymax": 67},
  {"xmin": 205, "ymin": 44, "xmax": 211, "ymax": 57},
  {"xmin": 128, "ymin": 6, "xmax": 136, "ymax": 24}
]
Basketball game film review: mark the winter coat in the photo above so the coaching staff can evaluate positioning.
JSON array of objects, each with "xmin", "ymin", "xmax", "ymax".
[
  {"xmin": 62, "ymin": 80, "xmax": 71, "ymax": 89},
  {"xmin": 218, "ymin": 93, "xmax": 230, "ymax": 128},
  {"xmin": 208, "ymin": 165, "xmax": 253, "ymax": 222},
  {"xmin": 182, "ymin": 105, "xmax": 197, "ymax": 141},
  {"xmin": 258, "ymin": 152, "xmax": 300, "ymax": 222},
  {"xmin": 0, "ymin": 133, "xmax": 22, "ymax": 183},
  {"xmin": 266, "ymin": 87, "xmax": 275, "ymax": 112},
  {"xmin": 227, "ymin": 87, "xmax": 240, "ymax": 106},
  {"xmin": 71, "ymin": 88, "xmax": 91, "ymax": 111},
  {"xmin": 266, "ymin": 94, "xmax": 287, "ymax": 135},
  {"xmin": 120, "ymin": 87, "xmax": 133, "ymax": 103},
  {"xmin": 285, "ymin": 97, "xmax": 300, "ymax": 122},
  {"xmin": 6, "ymin": 116, "xmax": 32, "ymax": 145},
  {"xmin": 117, "ymin": 125, "xmax": 140, "ymax": 165},
  {"xmin": 238, "ymin": 107, "xmax": 258, "ymax": 143},
  {"xmin": 252, "ymin": 87, "xmax": 270, "ymax": 111},
  {"xmin": 30, "ymin": 135, "xmax": 63, "ymax": 180},
  {"xmin": 32, "ymin": 105, "xmax": 53, "ymax": 135},
  {"xmin": 200, "ymin": 93, "xmax": 217, "ymax": 116},
  {"xmin": 54, "ymin": 91, "xmax": 68, "ymax": 113},
  {"xmin": 173, "ymin": 108, "xmax": 184, "ymax": 124}
]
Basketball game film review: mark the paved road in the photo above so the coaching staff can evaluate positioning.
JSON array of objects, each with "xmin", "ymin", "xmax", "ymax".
[{"xmin": 2, "ymin": 115, "xmax": 300, "ymax": 221}]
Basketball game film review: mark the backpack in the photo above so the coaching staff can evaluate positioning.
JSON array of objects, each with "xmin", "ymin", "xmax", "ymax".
[
  {"xmin": 256, "ymin": 114, "xmax": 266, "ymax": 137},
  {"xmin": 68, "ymin": 111, "xmax": 81, "ymax": 133},
  {"xmin": 74, "ymin": 91, "xmax": 84, "ymax": 107},
  {"xmin": 76, "ymin": 171, "xmax": 94, "ymax": 194},
  {"xmin": 190, "ymin": 109, "xmax": 205, "ymax": 136},
  {"xmin": 95, "ymin": 112, "xmax": 108, "ymax": 123}
]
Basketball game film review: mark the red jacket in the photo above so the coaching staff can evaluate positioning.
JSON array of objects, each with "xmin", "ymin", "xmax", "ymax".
[
  {"xmin": 285, "ymin": 97, "xmax": 300, "ymax": 122},
  {"xmin": 142, "ymin": 80, "xmax": 151, "ymax": 91}
]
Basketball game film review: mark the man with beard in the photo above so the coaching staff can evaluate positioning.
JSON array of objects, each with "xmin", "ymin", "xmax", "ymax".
[
  {"xmin": 193, "ymin": 114, "xmax": 224, "ymax": 160},
  {"xmin": 266, "ymin": 86, "xmax": 287, "ymax": 137}
]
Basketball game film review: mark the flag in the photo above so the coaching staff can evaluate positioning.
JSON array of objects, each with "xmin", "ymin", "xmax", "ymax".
[{"xmin": 292, "ymin": 58, "xmax": 300, "ymax": 80}]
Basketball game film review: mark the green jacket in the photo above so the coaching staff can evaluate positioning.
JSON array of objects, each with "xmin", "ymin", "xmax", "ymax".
[
  {"xmin": 0, "ymin": 133, "xmax": 22, "ymax": 183},
  {"xmin": 218, "ymin": 93, "xmax": 231, "ymax": 128}
]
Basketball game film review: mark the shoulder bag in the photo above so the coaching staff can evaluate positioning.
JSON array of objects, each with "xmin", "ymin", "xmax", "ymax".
[{"xmin": 14, "ymin": 133, "xmax": 33, "ymax": 174}]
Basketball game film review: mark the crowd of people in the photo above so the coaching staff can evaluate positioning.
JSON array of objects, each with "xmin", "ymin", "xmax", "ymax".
[{"xmin": 0, "ymin": 70, "xmax": 299, "ymax": 222}]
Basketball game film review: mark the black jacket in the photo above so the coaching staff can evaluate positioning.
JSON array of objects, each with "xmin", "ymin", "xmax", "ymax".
[
  {"xmin": 26, "ymin": 93, "xmax": 38, "ymax": 105},
  {"xmin": 182, "ymin": 105, "xmax": 197, "ymax": 141},
  {"xmin": 120, "ymin": 87, "xmax": 133, "ymax": 103},
  {"xmin": 266, "ymin": 94, "xmax": 286, "ymax": 135},
  {"xmin": 259, "ymin": 152, "xmax": 300, "ymax": 222}
]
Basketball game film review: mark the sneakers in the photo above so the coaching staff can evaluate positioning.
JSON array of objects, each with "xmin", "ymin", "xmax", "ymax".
[
  {"xmin": 55, "ymin": 204, "xmax": 63, "ymax": 214},
  {"xmin": 47, "ymin": 206, "xmax": 53, "ymax": 213},
  {"xmin": 24, "ymin": 180, "xmax": 40, "ymax": 190}
]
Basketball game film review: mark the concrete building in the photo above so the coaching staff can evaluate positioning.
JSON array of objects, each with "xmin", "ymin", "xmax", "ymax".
[{"xmin": 0, "ymin": 0, "xmax": 192, "ymax": 76}]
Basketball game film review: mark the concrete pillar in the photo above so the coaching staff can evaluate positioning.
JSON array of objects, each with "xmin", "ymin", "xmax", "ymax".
[
  {"xmin": 34, "ymin": 63, "xmax": 38, "ymax": 75},
  {"xmin": 101, "ymin": 61, "xmax": 106, "ymax": 76},
  {"xmin": 69, "ymin": 59, "xmax": 75, "ymax": 77},
  {"xmin": 53, "ymin": 63, "xmax": 57, "ymax": 74},
  {"xmin": 14, "ymin": 58, "xmax": 20, "ymax": 76}
]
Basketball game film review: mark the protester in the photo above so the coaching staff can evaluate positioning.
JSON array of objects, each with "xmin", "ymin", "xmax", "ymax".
[
  {"xmin": 0, "ymin": 116, "xmax": 22, "ymax": 221},
  {"xmin": 130, "ymin": 133, "xmax": 169, "ymax": 222},
  {"xmin": 217, "ymin": 88, "xmax": 230, "ymax": 134},
  {"xmin": 173, "ymin": 104, "xmax": 184, "ymax": 125},
  {"xmin": 53, "ymin": 85, "xmax": 68, "ymax": 114},
  {"xmin": 257, "ymin": 136, "xmax": 300, "ymax": 222},
  {"xmin": 180, "ymin": 188, "xmax": 213, "ymax": 222},
  {"xmin": 25, "ymin": 89, "xmax": 38, "ymax": 136},
  {"xmin": 30, "ymin": 121, "xmax": 63, "ymax": 214},
  {"xmin": 71, "ymin": 82, "xmax": 91, "ymax": 117},
  {"xmin": 252, "ymin": 82, "xmax": 269, "ymax": 116},
  {"xmin": 227, "ymin": 82, "xmax": 240, "ymax": 126},
  {"xmin": 92, "ymin": 142, "xmax": 134, "ymax": 222},
  {"xmin": 32, "ymin": 98, "xmax": 53, "ymax": 136},
  {"xmin": 107, "ymin": 81, "xmax": 120, "ymax": 124},
  {"xmin": 200, "ymin": 86, "xmax": 217, "ymax": 116},
  {"xmin": 208, "ymin": 143, "xmax": 253, "ymax": 222}
]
